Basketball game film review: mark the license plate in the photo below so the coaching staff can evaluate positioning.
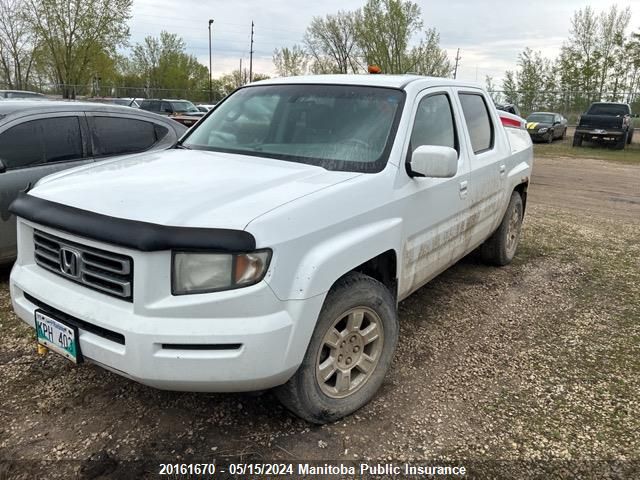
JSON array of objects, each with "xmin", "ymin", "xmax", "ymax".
[{"xmin": 35, "ymin": 310, "xmax": 81, "ymax": 364}]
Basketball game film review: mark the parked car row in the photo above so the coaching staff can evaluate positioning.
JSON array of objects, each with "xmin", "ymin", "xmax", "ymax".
[
  {"xmin": 494, "ymin": 99, "xmax": 635, "ymax": 149},
  {"xmin": 0, "ymin": 101, "xmax": 187, "ymax": 263},
  {"xmin": 1, "ymin": 89, "xmax": 215, "ymax": 129}
]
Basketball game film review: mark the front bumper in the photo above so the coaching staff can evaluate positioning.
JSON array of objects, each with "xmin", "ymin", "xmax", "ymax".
[
  {"xmin": 575, "ymin": 129, "xmax": 624, "ymax": 139},
  {"xmin": 10, "ymin": 222, "xmax": 325, "ymax": 392},
  {"xmin": 528, "ymin": 131, "xmax": 552, "ymax": 141}
]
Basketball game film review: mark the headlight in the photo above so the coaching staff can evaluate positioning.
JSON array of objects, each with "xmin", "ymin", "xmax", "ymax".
[
  {"xmin": 538, "ymin": 127, "xmax": 548, "ymax": 134},
  {"xmin": 172, "ymin": 250, "xmax": 271, "ymax": 295}
]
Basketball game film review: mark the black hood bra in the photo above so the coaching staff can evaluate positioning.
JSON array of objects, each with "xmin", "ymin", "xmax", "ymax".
[{"xmin": 10, "ymin": 192, "xmax": 256, "ymax": 253}]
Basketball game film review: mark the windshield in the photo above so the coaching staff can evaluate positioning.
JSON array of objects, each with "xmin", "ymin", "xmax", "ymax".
[
  {"xmin": 587, "ymin": 104, "xmax": 629, "ymax": 116},
  {"xmin": 527, "ymin": 114, "xmax": 554, "ymax": 123},
  {"xmin": 171, "ymin": 101, "xmax": 199, "ymax": 113},
  {"xmin": 183, "ymin": 84, "xmax": 405, "ymax": 172}
]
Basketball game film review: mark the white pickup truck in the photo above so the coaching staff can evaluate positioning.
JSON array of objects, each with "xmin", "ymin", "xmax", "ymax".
[{"xmin": 9, "ymin": 75, "xmax": 532, "ymax": 423}]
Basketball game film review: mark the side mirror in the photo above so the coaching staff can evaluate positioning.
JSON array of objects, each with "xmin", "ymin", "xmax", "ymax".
[
  {"xmin": 0, "ymin": 158, "xmax": 6, "ymax": 174},
  {"xmin": 409, "ymin": 145, "xmax": 458, "ymax": 178}
]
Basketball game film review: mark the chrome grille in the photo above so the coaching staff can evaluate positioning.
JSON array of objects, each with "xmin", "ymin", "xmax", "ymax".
[{"xmin": 33, "ymin": 230, "xmax": 133, "ymax": 301}]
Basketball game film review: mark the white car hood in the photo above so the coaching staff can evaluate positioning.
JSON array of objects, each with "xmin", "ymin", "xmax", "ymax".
[{"xmin": 30, "ymin": 149, "xmax": 360, "ymax": 230}]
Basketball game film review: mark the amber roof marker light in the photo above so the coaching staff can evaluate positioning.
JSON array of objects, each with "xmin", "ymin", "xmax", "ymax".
[{"xmin": 368, "ymin": 65, "xmax": 382, "ymax": 74}]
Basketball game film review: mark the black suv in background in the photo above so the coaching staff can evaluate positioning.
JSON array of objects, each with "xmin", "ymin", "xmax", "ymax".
[
  {"xmin": 574, "ymin": 102, "xmax": 634, "ymax": 149},
  {"xmin": 139, "ymin": 99, "xmax": 204, "ymax": 117}
]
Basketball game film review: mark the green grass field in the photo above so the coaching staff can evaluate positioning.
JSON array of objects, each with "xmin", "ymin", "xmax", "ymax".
[{"xmin": 533, "ymin": 132, "xmax": 640, "ymax": 164}]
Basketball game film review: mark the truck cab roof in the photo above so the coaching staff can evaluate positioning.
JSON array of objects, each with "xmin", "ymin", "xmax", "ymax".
[{"xmin": 252, "ymin": 74, "xmax": 482, "ymax": 90}]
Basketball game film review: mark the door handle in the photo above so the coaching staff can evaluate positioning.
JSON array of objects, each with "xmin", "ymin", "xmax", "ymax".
[
  {"xmin": 459, "ymin": 180, "xmax": 468, "ymax": 198},
  {"xmin": 499, "ymin": 164, "xmax": 506, "ymax": 176}
]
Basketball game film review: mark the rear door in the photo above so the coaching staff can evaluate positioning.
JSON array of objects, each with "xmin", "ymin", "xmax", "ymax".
[
  {"xmin": 398, "ymin": 87, "xmax": 472, "ymax": 298},
  {"xmin": 453, "ymin": 89, "xmax": 508, "ymax": 248},
  {"xmin": 0, "ymin": 114, "xmax": 89, "ymax": 262}
]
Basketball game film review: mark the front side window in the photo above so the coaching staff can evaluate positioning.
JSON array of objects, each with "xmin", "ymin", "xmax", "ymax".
[
  {"xmin": 0, "ymin": 121, "xmax": 43, "ymax": 169},
  {"xmin": 91, "ymin": 117, "xmax": 157, "ymax": 156},
  {"xmin": 410, "ymin": 93, "xmax": 457, "ymax": 154},
  {"xmin": 184, "ymin": 84, "xmax": 405, "ymax": 173},
  {"xmin": 459, "ymin": 93, "xmax": 494, "ymax": 154},
  {"xmin": 0, "ymin": 117, "xmax": 82, "ymax": 169}
]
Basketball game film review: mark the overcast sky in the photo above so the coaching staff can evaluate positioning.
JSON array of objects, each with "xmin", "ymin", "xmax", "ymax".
[{"xmin": 129, "ymin": 0, "xmax": 640, "ymax": 86}]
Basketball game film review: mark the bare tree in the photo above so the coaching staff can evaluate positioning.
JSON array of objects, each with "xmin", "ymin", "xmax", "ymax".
[
  {"xmin": 273, "ymin": 45, "xmax": 308, "ymax": 77},
  {"xmin": 0, "ymin": 0, "xmax": 38, "ymax": 89},
  {"xmin": 304, "ymin": 11, "xmax": 362, "ymax": 74}
]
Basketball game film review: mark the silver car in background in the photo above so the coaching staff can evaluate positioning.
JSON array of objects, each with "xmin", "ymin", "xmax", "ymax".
[{"xmin": 0, "ymin": 101, "xmax": 187, "ymax": 263}]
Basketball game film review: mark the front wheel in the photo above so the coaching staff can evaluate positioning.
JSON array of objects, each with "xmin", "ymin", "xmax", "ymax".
[
  {"xmin": 615, "ymin": 132, "xmax": 628, "ymax": 150},
  {"xmin": 275, "ymin": 272, "xmax": 398, "ymax": 424},
  {"xmin": 547, "ymin": 131, "xmax": 554, "ymax": 143},
  {"xmin": 572, "ymin": 134, "xmax": 583, "ymax": 147},
  {"xmin": 481, "ymin": 191, "xmax": 524, "ymax": 266}
]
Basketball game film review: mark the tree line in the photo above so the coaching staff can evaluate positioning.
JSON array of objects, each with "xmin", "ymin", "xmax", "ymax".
[
  {"xmin": 272, "ymin": 0, "xmax": 451, "ymax": 77},
  {"xmin": 0, "ymin": 0, "xmax": 269, "ymax": 100},
  {"xmin": 488, "ymin": 6, "xmax": 640, "ymax": 116}
]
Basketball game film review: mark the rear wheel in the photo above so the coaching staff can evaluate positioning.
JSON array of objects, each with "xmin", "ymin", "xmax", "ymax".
[
  {"xmin": 276, "ymin": 272, "xmax": 399, "ymax": 424},
  {"xmin": 481, "ymin": 192, "xmax": 524, "ymax": 266},
  {"xmin": 572, "ymin": 134, "xmax": 583, "ymax": 147}
]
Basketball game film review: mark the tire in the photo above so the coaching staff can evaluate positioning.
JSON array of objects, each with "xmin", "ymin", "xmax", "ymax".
[
  {"xmin": 547, "ymin": 131, "xmax": 554, "ymax": 143},
  {"xmin": 615, "ymin": 132, "xmax": 628, "ymax": 150},
  {"xmin": 572, "ymin": 134, "xmax": 583, "ymax": 147},
  {"xmin": 481, "ymin": 191, "xmax": 524, "ymax": 266},
  {"xmin": 275, "ymin": 272, "xmax": 399, "ymax": 424},
  {"xmin": 627, "ymin": 130, "xmax": 633, "ymax": 145},
  {"xmin": 561, "ymin": 128, "xmax": 566, "ymax": 140}
]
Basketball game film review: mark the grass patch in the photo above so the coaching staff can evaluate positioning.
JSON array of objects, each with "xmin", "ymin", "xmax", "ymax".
[{"xmin": 533, "ymin": 140, "xmax": 640, "ymax": 164}]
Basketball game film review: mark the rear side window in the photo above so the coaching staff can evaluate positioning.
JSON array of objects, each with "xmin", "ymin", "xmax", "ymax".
[
  {"xmin": 459, "ymin": 93, "xmax": 494, "ymax": 154},
  {"xmin": 410, "ymin": 93, "xmax": 457, "ymax": 153},
  {"xmin": 91, "ymin": 117, "xmax": 158, "ymax": 156},
  {"xmin": 0, "ymin": 117, "xmax": 82, "ymax": 169}
]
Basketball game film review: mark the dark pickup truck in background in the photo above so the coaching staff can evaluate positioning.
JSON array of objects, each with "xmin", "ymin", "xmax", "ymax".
[{"xmin": 573, "ymin": 102, "xmax": 634, "ymax": 149}]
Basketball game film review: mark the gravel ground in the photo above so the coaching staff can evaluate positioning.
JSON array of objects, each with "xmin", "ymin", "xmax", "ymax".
[{"xmin": 0, "ymin": 156, "xmax": 639, "ymax": 479}]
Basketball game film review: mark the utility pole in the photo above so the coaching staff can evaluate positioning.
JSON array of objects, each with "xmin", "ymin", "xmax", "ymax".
[
  {"xmin": 453, "ymin": 48, "xmax": 461, "ymax": 80},
  {"xmin": 249, "ymin": 21, "xmax": 254, "ymax": 83},
  {"xmin": 239, "ymin": 58, "xmax": 243, "ymax": 86},
  {"xmin": 208, "ymin": 19, "xmax": 214, "ymax": 102}
]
